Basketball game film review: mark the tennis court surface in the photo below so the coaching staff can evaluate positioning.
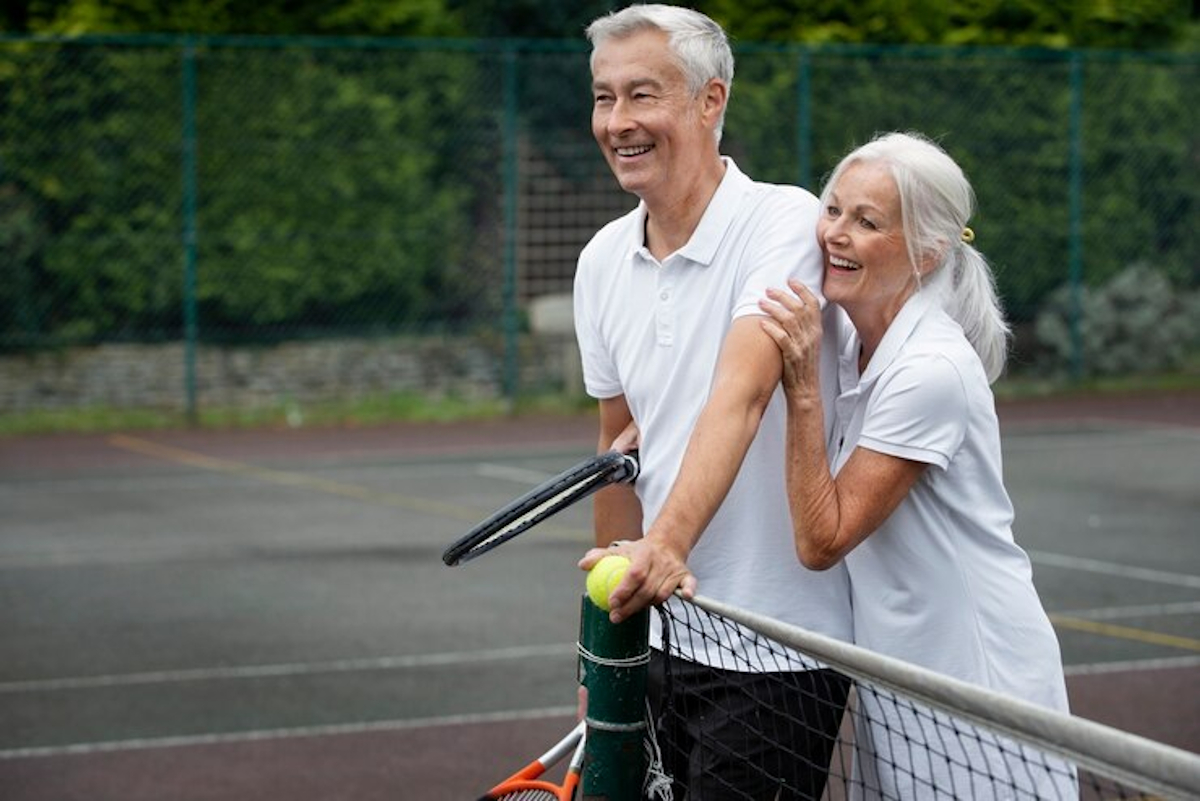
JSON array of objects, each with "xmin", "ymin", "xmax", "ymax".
[{"xmin": 1, "ymin": 390, "xmax": 1197, "ymax": 799}]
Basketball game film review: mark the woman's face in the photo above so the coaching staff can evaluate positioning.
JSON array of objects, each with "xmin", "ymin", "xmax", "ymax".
[{"xmin": 816, "ymin": 161, "xmax": 920, "ymax": 326}]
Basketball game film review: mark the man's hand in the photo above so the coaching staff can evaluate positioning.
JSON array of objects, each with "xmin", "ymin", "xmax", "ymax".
[
  {"xmin": 610, "ymin": 420, "xmax": 640, "ymax": 454},
  {"xmin": 579, "ymin": 537, "xmax": 696, "ymax": 623}
]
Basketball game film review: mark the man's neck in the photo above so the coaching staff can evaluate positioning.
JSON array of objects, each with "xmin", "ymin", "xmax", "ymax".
[{"xmin": 643, "ymin": 157, "xmax": 727, "ymax": 261}]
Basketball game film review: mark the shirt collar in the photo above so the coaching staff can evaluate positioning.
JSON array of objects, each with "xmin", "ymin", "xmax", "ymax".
[
  {"xmin": 842, "ymin": 289, "xmax": 939, "ymax": 387},
  {"xmin": 630, "ymin": 157, "xmax": 752, "ymax": 267}
]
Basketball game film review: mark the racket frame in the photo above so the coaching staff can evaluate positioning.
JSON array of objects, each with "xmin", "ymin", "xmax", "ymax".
[
  {"xmin": 480, "ymin": 720, "xmax": 587, "ymax": 800},
  {"xmin": 443, "ymin": 450, "xmax": 639, "ymax": 566}
]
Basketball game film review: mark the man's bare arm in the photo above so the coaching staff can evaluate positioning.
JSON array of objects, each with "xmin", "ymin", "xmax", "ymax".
[
  {"xmin": 593, "ymin": 395, "xmax": 642, "ymax": 547},
  {"xmin": 588, "ymin": 316, "xmax": 782, "ymax": 620},
  {"xmin": 646, "ymin": 316, "xmax": 780, "ymax": 555}
]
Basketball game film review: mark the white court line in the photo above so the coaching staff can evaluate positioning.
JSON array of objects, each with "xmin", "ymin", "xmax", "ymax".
[
  {"xmin": 7, "ymin": 654, "xmax": 1199, "ymax": 760},
  {"xmin": 1064, "ymin": 654, "xmax": 1200, "ymax": 676},
  {"xmin": 0, "ymin": 705, "xmax": 577, "ymax": 760},
  {"xmin": 1055, "ymin": 601, "xmax": 1200, "ymax": 621},
  {"xmin": 1004, "ymin": 431, "xmax": 1200, "ymax": 454},
  {"xmin": 0, "ymin": 643, "xmax": 576, "ymax": 694},
  {"xmin": 5, "ymin": 551, "xmax": 1197, "ymax": 694},
  {"xmin": 475, "ymin": 462, "xmax": 555, "ymax": 485},
  {"xmin": 1029, "ymin": 550, "xmax": 1200, "ymax": 589},
  {"xmin": 1003, "ymin": 421, "xmax": 1200, "ymax": 444}
]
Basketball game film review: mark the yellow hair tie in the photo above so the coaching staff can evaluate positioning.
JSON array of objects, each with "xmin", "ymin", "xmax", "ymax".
[{"xmin": 961, "ymin": 227, "xmax": 975, "ymax": 244}]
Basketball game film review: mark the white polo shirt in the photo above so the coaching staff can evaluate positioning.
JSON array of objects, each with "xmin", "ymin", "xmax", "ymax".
[
  {"xmin": 573, "ymin": 159, "xmax": 853, "ymax": 664},
  {"xmin": 831, "ymin": 290, "xmax": 1072, "ymax": 798},
  {"xmin": 829, "ymin": 290, "xmax": 1068, "ymax": 709}
]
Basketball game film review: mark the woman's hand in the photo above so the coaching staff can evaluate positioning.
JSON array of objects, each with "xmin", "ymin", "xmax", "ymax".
[{"xmin": 759, "ymin": 279, "xmax": 824, "ymax": 397}]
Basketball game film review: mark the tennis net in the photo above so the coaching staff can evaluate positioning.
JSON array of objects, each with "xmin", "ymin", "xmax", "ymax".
[{"xmin": 641, "ymin": 594, "xmax": 1200, "ymax": 800}]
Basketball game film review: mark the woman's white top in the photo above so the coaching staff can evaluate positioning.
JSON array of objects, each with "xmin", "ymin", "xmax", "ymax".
[{"xmin": 829, "ymin": 291, "xmax": 1073, "ymax": 798}]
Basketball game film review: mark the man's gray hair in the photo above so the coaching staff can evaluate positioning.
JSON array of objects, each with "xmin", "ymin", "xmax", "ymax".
[{"xmin": 587, "ymin": 4, "xmax": 734, "ymax": 142}]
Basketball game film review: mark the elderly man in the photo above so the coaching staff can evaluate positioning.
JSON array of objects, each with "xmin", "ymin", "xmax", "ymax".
[{"xmin": 573, "ymin": 5, "xmax": 853, "ymax": 799}]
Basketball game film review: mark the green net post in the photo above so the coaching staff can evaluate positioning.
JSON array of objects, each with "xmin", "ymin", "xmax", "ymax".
[{"xmin": 578, "ymin": 594, "xmax": 650, "ymax": 801}]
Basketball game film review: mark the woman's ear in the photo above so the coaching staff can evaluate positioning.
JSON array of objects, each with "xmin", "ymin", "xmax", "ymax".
[{"xmin": 918, "ymin": 240, "xmax": 948, "ymax": 277}]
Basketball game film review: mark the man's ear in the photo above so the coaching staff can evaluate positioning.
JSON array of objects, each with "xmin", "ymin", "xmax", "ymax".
[{"xmin": 701, "ymin": 79, "xmax": 728, "ymax": 127}]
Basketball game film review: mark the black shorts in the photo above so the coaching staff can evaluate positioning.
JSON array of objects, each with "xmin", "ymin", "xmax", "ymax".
[{"xmin": 646, "ymin": 649, "xmax": 851, "ymax": 801}]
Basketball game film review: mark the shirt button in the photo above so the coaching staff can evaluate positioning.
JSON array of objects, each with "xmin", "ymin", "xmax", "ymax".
[{"xmin": 659, "ymin": 291, "xmax": 669, "ymax": 301}]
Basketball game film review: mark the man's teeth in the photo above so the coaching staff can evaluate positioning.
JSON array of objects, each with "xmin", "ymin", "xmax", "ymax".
[
  {"xmin": 616, "ymin": 144, "xmax": 653, "ymax": 156},
  {"xmin": 830, "ymin": 256, "xmax": 861, "ymax": 270}
]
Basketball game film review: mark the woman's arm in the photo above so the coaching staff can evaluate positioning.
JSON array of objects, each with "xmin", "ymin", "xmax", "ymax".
[{"xmin": 761, "ymin": 281, "xmax": 926, "ymax": 569}]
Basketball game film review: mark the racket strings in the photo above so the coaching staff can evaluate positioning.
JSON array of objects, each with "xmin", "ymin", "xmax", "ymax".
[
  {"xmin": 493, "ymin": 789, "xmax": 560, "ymax": 801},
  {"xmin": 481, "ymin": 470, "xmax": 609, "ymax": 544},
  {"xmin": 444, "ymin": 451, "xmax": 638, "ymax": 565}
]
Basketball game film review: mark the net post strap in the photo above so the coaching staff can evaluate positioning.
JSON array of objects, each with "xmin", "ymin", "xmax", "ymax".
[{"xmin": 577, "ymin": 642, "xmax": 651, "ymax": 668}]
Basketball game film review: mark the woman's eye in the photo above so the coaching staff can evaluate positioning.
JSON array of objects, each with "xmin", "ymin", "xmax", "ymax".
[
  {"xmin": 825, "ymin": 205, "xmax": 840, "ymax": 218},
  {"xmin": 859, "ymin": 217, "xmax": 878, "ymax": 230}
]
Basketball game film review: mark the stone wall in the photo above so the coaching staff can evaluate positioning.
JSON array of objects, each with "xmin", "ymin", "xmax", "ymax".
[{"xmin": 0, "ymin": 333, "xmax": 581, "ymax": 414}]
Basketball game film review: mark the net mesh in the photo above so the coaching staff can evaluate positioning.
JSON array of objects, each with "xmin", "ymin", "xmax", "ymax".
[{"xmin": 647, "ymin": 596, "xmax": 1200, "ymax": 801}]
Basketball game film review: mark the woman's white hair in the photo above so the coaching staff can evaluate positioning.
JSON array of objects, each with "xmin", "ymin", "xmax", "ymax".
[
  {"xmin": 586, "ymin": 4, "xmax": 734, "ymax": 143},
  {"xmin": 822, "ymin": 132, "xmax": 1011, "ymax": 382}
]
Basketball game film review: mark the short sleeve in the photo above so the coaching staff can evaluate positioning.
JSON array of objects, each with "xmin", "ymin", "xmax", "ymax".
[
  {"xmin": 573, "ymin": 245, "xmax": 622, "ymax": 399},
  {"xmin": 731, "ymin": 188, "xmax": 824, "ymax": 321},
  {"xmin": 858, "ymin": 354, "xmax": 969, "ymax": 469}
]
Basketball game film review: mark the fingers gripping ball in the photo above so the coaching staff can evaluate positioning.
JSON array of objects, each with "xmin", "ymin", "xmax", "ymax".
[{"xmin": 586, "ymin": 554, "xmax": 630, "ymax": 611}]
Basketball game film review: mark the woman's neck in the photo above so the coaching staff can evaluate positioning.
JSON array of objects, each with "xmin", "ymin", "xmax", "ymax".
[{"xmin": 847, "ymin": 287, "xmax": 918, "ymax": 373}]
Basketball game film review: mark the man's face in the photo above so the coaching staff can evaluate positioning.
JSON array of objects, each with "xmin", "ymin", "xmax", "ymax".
[{"xmin": 590, "ymin": 29, "xmax": 718, "ymax": 204}]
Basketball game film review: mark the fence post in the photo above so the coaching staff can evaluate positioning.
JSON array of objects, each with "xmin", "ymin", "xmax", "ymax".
[
  {"xmin": 579, "ymin": 595, "xmax": 650, "ymax": 801},
  {"xmin": 1067, "ymin": 53, "xmax": 1085, "ymax": 381},
  {"xmin": 181, "ymin": 39, "xmax": 199, "ymax": 425},
  {"xmin": 796, "ymin": 47, "xmax": 813, "ymax": 191},
  {"xmin": 501, "ymin": 44, "xmax": 520, "ymax": 404}
]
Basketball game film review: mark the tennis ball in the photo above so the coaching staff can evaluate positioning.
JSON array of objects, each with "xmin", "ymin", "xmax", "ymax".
[{"xmin": 587, "ymin": 554, "xmax": 630, "ymax": 611}]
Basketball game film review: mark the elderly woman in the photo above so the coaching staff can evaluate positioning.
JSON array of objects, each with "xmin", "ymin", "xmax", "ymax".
[{"xmin": 760, "ymin": 132, "xmax": 1073, "ymax": 798}]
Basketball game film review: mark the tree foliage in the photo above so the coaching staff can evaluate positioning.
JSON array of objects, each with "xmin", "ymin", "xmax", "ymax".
[
  {"xmin": 0, "ymin": 2, "xmax": 1195, "ymax": 352},
  {"xmin": 703, "ymin": 0, "xmax": 1195, "ymax": 49},
  {"xmin": 5, "ymin": 0, "xmax": 1192, "ymax": 48},
  {"xmin": 3, "ymin": 0, "xmax": 466, "ymax": 36}
]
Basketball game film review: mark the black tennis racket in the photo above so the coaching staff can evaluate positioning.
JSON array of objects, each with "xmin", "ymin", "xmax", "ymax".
[
  {"xmin": 442, "ymin": 450, "xmax": 639, "ymax": 566},
  {"xmin": 478, "ymin": 720, "xmax": 586, "ymax": 800}
]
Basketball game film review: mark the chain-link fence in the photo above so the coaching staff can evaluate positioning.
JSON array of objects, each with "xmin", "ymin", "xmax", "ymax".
[{"xmin": 1, "ymin": 35, "xmax": 1196, "ymax": 417}]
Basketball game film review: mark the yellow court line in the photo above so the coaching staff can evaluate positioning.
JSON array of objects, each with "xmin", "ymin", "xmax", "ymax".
[
  {"xmin": 107, "ymin": 434, "xmax": 489, "ymax": 525},
  {"xmin": 1050, "ymin": 614, "xmax": 1200, "ymax": 654}
]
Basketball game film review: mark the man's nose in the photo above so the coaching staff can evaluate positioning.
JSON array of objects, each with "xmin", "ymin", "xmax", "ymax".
[{"xmin": 606, "ymin": 97, "xmax": 635, "ymax": 136}]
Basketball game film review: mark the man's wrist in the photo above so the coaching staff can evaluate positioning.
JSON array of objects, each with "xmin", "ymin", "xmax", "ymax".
[{"xmin": 643, "ymin": 525, "xmax": 694, "ymax": 564}]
